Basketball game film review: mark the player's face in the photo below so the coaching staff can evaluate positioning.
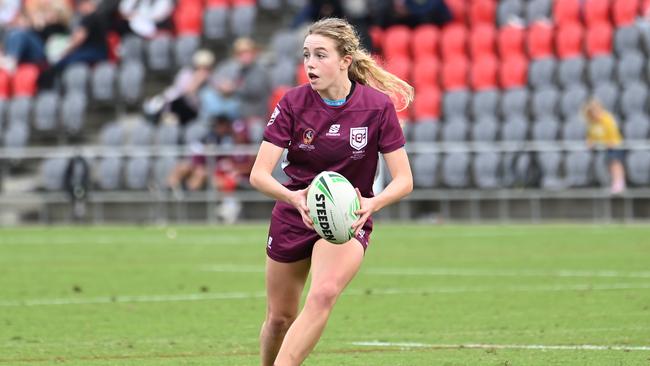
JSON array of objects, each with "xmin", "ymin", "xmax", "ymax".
[{"xmin": 303, "ymin": 34, "xmax": 348, "ymax": 92}]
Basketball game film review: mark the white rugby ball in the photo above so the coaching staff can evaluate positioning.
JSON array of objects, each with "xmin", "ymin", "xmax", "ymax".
[{"xmin": 307, "ymin": 171, "xmax": 360, "ymax": 244}]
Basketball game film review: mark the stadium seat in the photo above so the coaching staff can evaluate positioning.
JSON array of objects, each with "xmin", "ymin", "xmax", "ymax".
[
  {"xmin": 156, "ymin": 123, "xmax": 180, "ymax": 145},
  {"xmin": 498, "ymin": 24, "xmax": 525, "ymax": 58},
  {"xmin": 501, "ymin": 115, "xmax": 528, "ymax": 141},
  {"xmin": 0, "ymin": 100, "xmax": 6, "ymax": 128},
  {"xmin": 0, "ymin": 70, "xmax": 10, "ymax": 99},
  {"xmin": 383, "ymin": 26, "xmax": 412, "ymax": 60},
  {"xmin": 440, "ymin": 24, "xmax": 468, "ymax": 61},
  {"xmin": 592, "ymin": 81, "xmax": 619, "ymax": 112},
  {"xmin": 129, "ymin": 120, "xmax": 155, "ymax": 145},
  {"xmin": 97, "ymin": 157, "xmax": 123, "ymax": 190},
  {"xmin": 271, "ymin": 30, "xmax": 302, "ymax": 60},
  {"xmin": 623, "ymin": 113, "xmax": 650, "ymax": 140},
  {"xmin": 441, "ymin": 56, "xmax": 469, "ymax": 90},
  {"xmin": 626, "ymin": 150, "xmax": 650, "ymax": 186},
  {"xmin": 119, "ymin": 35, "xmax": 144, "ymax": 62},
  {"xmin": 385, "ymin": 56, "xmax": 412, "ymax": 84},
  {"xmin": 499, "ymin": 55, "xmax": 528, "ymax": 89},
  {"xmin": 41, "ymin": 158, "xmax": 68, "ymax": 191},
  {"xmin": 473, "ymin": 152, "xmax": 500, "ymax": 188},
  {"xmin": 204, "ymin": 7, "xmax": 228, "ymax": 40},
  {"xmin": 537, "ymin": 151, "xmax": 564, "ymax": 189},
  {"xmin": 497, "ymin": 0, "xmax": 523, "ymax": 26},
  {"xmin": 413, "ymin": 87, "xmax": 441, "ymax": 120},
  {"xmin": 528, "ymin": 57, "xmax": 557, "ymax": 89},
  {"xmin": 533, "ymin": 86, "xmax": 559, "ymax": 119},
  {"xmin": 12, "ymin": 64, "xmax": 39, "ymax": 97},
  {"xmin": 270, "ymin": 60, "xmax": 296, "ymax": 88},
  {"xmin": 620, "ymin": 82, "xmax": 648, "ymax": 118},
  {"xmin": 614, "ymin": 26, "xmax": 641, "ymax": 56},
  {"xmin": 441, "ymin": 118, "xmax": 469, "ymax": 142},
  {"xmin": 125, "ymin": 157, "xmax": 151, "ymax": 190},
  {"xmin": 557, "ymin": 57, "xmax": 585, "ymax": 88},
  {"xmin": 295, "ymin": 63, "xmax": 309, "ymax": 85},
  {"xmin": 34, "ymin": 91, "xmax": 59, "ymax": 132},
  {"xmin": 526, "ymin": 21, "xmax": 554, "ymax": 59},
  {"xmin": 468, "ymin": 0, "xmax": 496, "ymax": 27},
  {"xmin": 471, "ymin": 116, "xmax": 499, "ymax": 142},
  {"xmin": 442, "ymin": 90, "xmax": 470, "ymax": 118},
  {"xmin": 562, "ymin": 117, "xmax": 587, "ymax": 140},
  {"xmin": 368, "ymin": 26, "xmax": 384, "ymax": 52},
  {"xmin": 183, "ymin": 120, "xmax": 209, "ymax": 144},
  {"xmin": 3, "ymin": 120, "xmax": 29, "ymax": 148},
  {"xmin": 587, "ymin": 55, "xmax": 615, "ymax": 86},
  {"xmin": 231, "ymin": 4, "xmax": 257, "ymax": 37},
  {"xmin": 411, "ymin": 119, "xmax": 439, "ymax": 142},
  {"xmin": 268, "ymin": 86, "xmax": 290, "ymax": 115},
  {"xmin": 442, "ymin": 152, "xmax": 470, "ymax": 188},
  {"xmin": 100, "ymin": 122, "xmax": 125, "ymax": 146},
  {"xmin": 470, "ymin": 54, "xmax": 498, "ymax": 91},
  {"xmin": 585, "ymin": 22, "xmax": 613, "ymax": 57},
  {"xmin": 500, "ymin": 88, "xmax": 529, "ymax": 118},
  {"xmin": 8, "ymin": 97, "xmax": 32, "ymax": 124},
  {"xmin": 583, "ymin": 0, "xmax": 610, "ymax": 27},
  {"xmin": 555, "ymin": 22, "xmax": 584, "ymax": 59},
  {"xmin": 153, "ymin": 156, "xmax": 177, "ymax": 188},
  {"xmin": 62, "ymin": 63, "xmax": 89, "ymax": 94},
  {"xmin": 553, "ymin": 0, "xmax": 581, "ymax": 26},
  {"xmin": 471, "ymin": 90, "xmax": 499, "ymax": 119},
  {"xmin": 147, "ymin": 35, "xmax": 172, "ymax": 71},
  {"xmin": 412, "ymin": 153, "xmax": 439, "ymax": 188},
  {"xmin": 612, "ymin": 0, "xmax": 639, "ymax": 26},
  {"xmin": 174, "ymin": 3, "xmax": 202, "ymax": 36},
  {"xmin": 532, "ymin": 117, "xmax": 560, "ymax": 141},
  {"xmin": 446, "ymin": 0, "xmax": 467, "ymax": 24},
  {"xmin": 61, "ymin": 92, "xmax": 87, "ymax": 134},
  {"xmin": 560, "ymin": 84, "xmax": 588, "ymax": 120},
  {"xmin": 411, "ymin": 25, "xmax": 439, "ymax": 61},
  {"xmin": 412, "ymin": 56, "xmax": 439, "ymax": 89},
  {"xmin": 616, "ymin": 51, "xmax": 644, "ymax": 85},
  {"xmin": 525, "ymin": 0, "xmax": 552, "ymax": 23},
  {"xmin": 564, "ymin": 150, "xmax": 593, "ymax": 187},
  {"xmin": 469, "ymin": 24, "xmax": 496, "ymax": 59},
  {"xmin": 174, "ymin": 36, "xmax": 199, "ymax": 68},
  {"xmin": 119, "ymin": 61, "xmax": 145, "ymax": 105},
  {"xmin": 92, "ymin": 61, "xmax": 117, "ymax": 102}
]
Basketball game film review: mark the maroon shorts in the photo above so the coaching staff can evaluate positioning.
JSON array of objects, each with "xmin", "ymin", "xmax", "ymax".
[{"xmin": 266, "ymin": 214, "xmax": 373, "ymax": 263}]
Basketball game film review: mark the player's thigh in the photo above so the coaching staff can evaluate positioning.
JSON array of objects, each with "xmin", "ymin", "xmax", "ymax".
[
  {"xmin": 309, "ymin": 238, "xmax": 365, "ymax": 296},
  {"xmin": 265, "ymin": 256, "xmax": 310, "ymax": 316}
]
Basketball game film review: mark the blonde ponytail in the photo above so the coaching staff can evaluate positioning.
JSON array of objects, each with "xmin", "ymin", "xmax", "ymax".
[{"xmin": 308, "ymin": 18, "xmax": 414, "ymax": 111}]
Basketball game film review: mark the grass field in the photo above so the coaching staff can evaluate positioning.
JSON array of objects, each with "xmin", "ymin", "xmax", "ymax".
[{"xmin": 1, "ymin": 224, "xmax": 649, "ymax": 365}]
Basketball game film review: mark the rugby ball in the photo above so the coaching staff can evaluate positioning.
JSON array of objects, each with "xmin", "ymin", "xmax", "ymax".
[{"xmin": 307, "ymin": 171, "xmax": 360, "ymax": 244}]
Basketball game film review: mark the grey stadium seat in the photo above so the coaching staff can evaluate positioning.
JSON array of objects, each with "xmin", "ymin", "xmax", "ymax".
[
  {"xmin": 100, "ymin": 122, "xmax": 125, "ymax": 146},
  {"xmin": 593, "ymin": 151, "xmax": 610, "ymax": 186},
  {"xmin": 129, "ymin": 120, "xmax": 155, "ymax": 145},
  {"xmin": 526, "ymin": 0, "xmax": 551, "ymax": 23},
  {"xmin": 471, "ymin": 90, "xmax": 500, "ymax": 119},
  {"xmin": 92, "ymin": 61, "xmax": 117, "ymax": 102},
  {"xmin": 497, "ymin": 0, "xmax": 523, "ymax": 26},
  {"xmin": 153, "ymin": 156, "xmax": 177, "ymax": 188},
  {"xmin": 557, "ymin": 57, "xmax": 585, "ymax": 88},
  {"xmin": 620, "ymin": 82, "xmax": 648, "ymax": 118},
  {"xmin": 500, "ymin": 88, "xmax": 528, "ymax": 117},
  {"xmin": 119, "ymin": 61, "xmax": 145, "ymax": 105},
  {"xmin": 472, "ymin": 116, "xmax": 498, "ymax": 142},
  {"xmin": 62, "ymin": 63, "xmax": 89, "ymax": 93},
  {"xmin": 532, "ymin": 117, "xmax": 559, "ymax": 141},
  {"xmin": 34, "ymin": 91, "xmax": 59, "ymax": 132},
  {"xmin": 413, "ymin": 153, "xmax": 439, "ymax": 188},
  {"xmin": 587, "ymin": 55, "xmax": 615, "ymax": 86},
  {"xmin": 441, "ymin": 118, "xmax": 468, "ymax": 142},
  {"xmin": 616, "ymin": 51, "xmax": 644, "ymax": 85},
  {"xmin": 156, "ymin": 123, "xmax": 180, "ymax": 145},
  {"xmin": 0, "ymin": 99, "xmax": 6, "ymax": 128},
  {"xmin": 120, "ymin": 35, "xmax": 145, "ymax": 61},
  {"xmin": 270, "ymin": 60, "xmax": 297, "ymax": 88},
  {"xmin": 501, "ymin": 115, "xmax": 528, "ymax": 141},
  {"xmin": 528, "ymin": 58, "xmax": 556, "ymax": 89},
  {"xmin": 175, "ymin": 36, "xmax": 200, "ymax": 68},
  {"xmin": 231, "ymin": 4, "xmax": 257, "ymax": 37},
  {"xmin": 562, "ymin": 117, "xmax": 587, "ymax": 141},
  {"xmin": 537, "ymin": 151, "xmax": 563, "ymax": 189},
  {"xmin": 41, "ymin": 158, "xmax": 68, "ymax": 191},
  {"xmin": 183, "ymin": 120, "xmax": 209, "ymax": 144},
  {"xmin": 125, "ymin": 156, "xmax": 151, "ymax": 190},
  {"xmin": 626, "ymin": 150, "xmax": 650, "ymax": 186},
  {"xmin": 623, "ymin": 114, "xmax": 650, "ymax": 140},
  {"xmin": 411, "ymin": 119, "xmax": 438, "ymax": 142},
  {"xmin": 3, "ymin": 121, "xmax": 29, "ymax": 148},
  {"xmin": 204, "ymin": 7, "xmax": 228, "ymax": 40},
  {"xmin": 61, "ymin": 92, "xmax": 87, "ymax": 134},
  {"xmin": 443, "ymin": 90, "xmax": 470, "ymax": 119},
  {"xmin": 259, "ymin": 0, "xmax": 281, "ymax": 10},
  {"xmin": 565, "ymin": 150, "xmax": 592, "ymax": 187},
  {"xmin": 473, "ymin": 152, "xmax": 500, "ymax": 188},
  {"xmin": 271, "ymin": 30, "xmax": 303, "ymax": 59},
  {"xmin": 560, "ymin": 84, "xmax": 588, "ymax": 120},
  {"xmin": 8, "ymin": 97, "xmax": 32, "ymax": 124},
  {"xmin": 442, "ymin": 152, "xmax": 470, "ymax": 188},
  {"xmin": 592, "ymin": 82, "xmax": 619, "ymax": 112},
  {"xmin": 531, "ymin": 86, "xmax": 559, "ymax": 118},
  {"xmin": 96, "ymin": 157, "xmax": 123, "ymax": 190},
  {"xmin": 147, "ymin": 35, "xmax": 172, "ymax": 71},
  {"xmin": 614, "ymin": 26, "xmax": 640, "ymax": 56}
]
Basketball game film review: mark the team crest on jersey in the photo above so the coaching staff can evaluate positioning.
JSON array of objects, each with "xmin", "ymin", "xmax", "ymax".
[
  {"xmin": 299, "ymin": 128, "xmax": 316, "ymax": 151},
  {"xmin": 267, "ymin": 106, "xmax": 280, "ymax": 126},
  {"xmin": 350, "ymin": 127, "xmax": 368, "ymax": 150}
]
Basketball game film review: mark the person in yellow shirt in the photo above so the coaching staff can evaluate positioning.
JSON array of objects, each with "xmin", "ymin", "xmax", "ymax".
[{"xmin": 582, "ymin": 99, "xmax": 626, "ymax": 194}]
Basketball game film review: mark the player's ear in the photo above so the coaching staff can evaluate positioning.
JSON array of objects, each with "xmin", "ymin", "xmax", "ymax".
[{"xmin": 340, "ymin": 54, "xmax": 353, "ymax": 70}]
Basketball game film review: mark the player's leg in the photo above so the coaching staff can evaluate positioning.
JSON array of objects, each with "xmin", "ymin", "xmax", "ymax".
[
  {"xmin": 274, "ymin": 238, "xmax": 364, "ymax": 366},
  {"xmin": 186, "ymin": 165, "xmax": 207, "ymax": 191},
  {"xmin": 260, "ymin": 257, "xmax": 310, "ymax": 366}
]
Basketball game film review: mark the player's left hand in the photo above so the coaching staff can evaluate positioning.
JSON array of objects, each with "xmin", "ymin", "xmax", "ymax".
[{"xmin": 352, "ymin": 188, "xmax": 377, "ymax": 237}]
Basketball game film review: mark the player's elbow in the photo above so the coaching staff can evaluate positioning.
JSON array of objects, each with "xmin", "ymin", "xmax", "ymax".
[
  {"xmin": 249, "ymin": 172, "xmax": 260, "ymax": 190},
  {"xmin": 404, "ymin": 175, "xmax": 413, "ymax": 196}
]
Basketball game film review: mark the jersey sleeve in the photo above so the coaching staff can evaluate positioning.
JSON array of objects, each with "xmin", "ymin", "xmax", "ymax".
[
  {"xmin": 378, "ymin": 100, "xmax": 406, "ymax": 154},
  {"xmin": 263, "ymin": 97, "xmax": 293, "ymax": 148}
]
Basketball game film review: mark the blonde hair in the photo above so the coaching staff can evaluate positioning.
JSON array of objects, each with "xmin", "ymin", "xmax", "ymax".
[
  {"xmin": 307, "ymin": 18, "xmax": 414, "ymax": 111},
  {"xmin": 582, "ymin": 98, "xmax": 605, "ymax": 123}
]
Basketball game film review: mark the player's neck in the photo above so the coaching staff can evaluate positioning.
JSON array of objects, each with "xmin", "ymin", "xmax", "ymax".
[{"xmin": 319, "ymin": 79, "xmax": 352, "ymax": 101}]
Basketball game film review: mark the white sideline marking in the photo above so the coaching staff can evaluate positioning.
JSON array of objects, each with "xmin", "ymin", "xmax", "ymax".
[
  {"xmin": 351, "ymin": 341, "xmax": 650, "ymax": 352},
  {"xmin": 2, "ymin": 283, "xmax": 650, "ymax": 307},
  {"xmin": 202, "ymin": 265, "xmax": 650, "ymax": 279}
]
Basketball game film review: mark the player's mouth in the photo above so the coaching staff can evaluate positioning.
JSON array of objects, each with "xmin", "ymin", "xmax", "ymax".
[{"xmin": 308, "ymin": 72, "xmax": 319, "ymax": 82}]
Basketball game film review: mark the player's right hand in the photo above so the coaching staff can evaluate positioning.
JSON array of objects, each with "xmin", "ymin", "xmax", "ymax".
[{"xmin": 288, "ymin": 187, "xmax": 314, "ymax": 230}]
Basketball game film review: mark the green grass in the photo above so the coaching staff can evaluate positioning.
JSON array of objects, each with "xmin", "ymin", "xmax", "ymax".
[{"xmin": 1, "ymin": 224, "xmax": 649, "ymax": 365}]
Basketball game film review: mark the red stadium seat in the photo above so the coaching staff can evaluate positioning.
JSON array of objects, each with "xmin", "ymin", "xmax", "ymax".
[
  {"xmin": 499, "ymin": 54, "xmax": 528, "ymax": 89},
  {"xmin": 643, "ymin": 0, "xmax": 650, "ymax": 15},
  {"xmin": 232, "ymin": 0, "xmax": 255, "ymax": 6},
  {"xmin": 583, "ymin": 0, "xmax": 611, "ymax": 27},
  {"xmin": 295, "ymin": 63, "xmax": 308, "ymax": 85},
  {"xmin": 470, "ymin": 54, "xmax": 498, "ymax": 90},
  {"xmin": 555, "ymin": 22, "xmax": 584, "ymax": 59},
  {"xmin": 177, "ymin": 0, "xmax": 203, "ymax": 8},
  {"xmin": 12, "ymin": 64, "xmax": 39, "ymax": 97},
  {"xmin": 385, "ymin": 56, "xmax": 412, "ymax": 83},
  {"xmin": 369, "ymin": 26, "xmax": 384, "ymax": 53},
  {"xmin": 585, "ymin": 21, "xmax": 613, "ymax": 57},
  {"xmin": 441, "ymin": 55, "xmax": 468, "ymax": 90},
  {"xmin": 396, "ymin": 105, "xmax": 411, "ymax": 122},
  {"xmin": 413, "ymin": 86, "xmax": 441, "ymax": 119},
  {"xmin": 383, "ymin": 25, "xmax": 412, "ymax": 59},
  {"xmin": 106, "ymin": 31, "xmax": 120, "ymax": 62},
  {"xmin": 498, "ymin": 24, "xmax": 525, "ymax": 58},
  {"xmin": 469, "ymin": 24, "xmax": 496, "ymax": 60},
  {"xmin": 553, "ymin": 0, "xmax": 581, "ymax": 26},
  {"xmin": 468, "ymin": 0, "xmax": 496, "ymax": 27},
  {"xmin": 174, "ymin": 4, "xmax": 203, "ymax": 36},
  {"xmin": 0, "ymin": 70, "xmax": 10, "ymax": 99},
  {"xmin": 411, "ymin": 24, "xmax": 439, "ymax": 61},
  {"xmin": 612, "ymin": 0, "xmax": 639, "ymax": 26},
  {"xmin": 526, "ymin": 21, "xmax": 554, "ymax": 59},
  {"xmin": 446, "ymin": 0, "xmax": 467, "ymax": 24},
  {"xmin": 268, "ymin": 86, "xmax": 290, "ymax": 115},
  {"xmin": 205, "ymin": 0, "xmax": 229, "ymax": 8},
  {"xmin": 412, "ymin": 56, "xmax": 439, "ymax": 89},
  {"xmin": 441, "ymin": 23, "xmax": 468, "ymax": 60}
]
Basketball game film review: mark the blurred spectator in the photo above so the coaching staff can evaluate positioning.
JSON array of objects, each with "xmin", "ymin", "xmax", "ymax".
[
  {"xmin": 144, "ymin": 49, "xmax": 215, "ymax": 125},
  {"xmin": 582, "ymin": 99, "xmax": 627, "ymax": 194},
  {"xmin": 118, "ymin": 0, "xmax": 174, "ymax": 38},
  {"xmin": 199, "ymin": 39, "xmax": 273, "ymax": 121},
  {"xmin": 370, "ymin": 0, "xmax": 452, "ymax": 28},
  {"xmin": 0, "ymin": 13, "xmax": 47, "ymax": 73},
  {"xmin": 0, "ymin": 0, "xmax": 21, "ymax": 28}
]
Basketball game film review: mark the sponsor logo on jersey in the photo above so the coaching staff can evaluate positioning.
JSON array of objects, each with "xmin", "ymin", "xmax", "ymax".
[
  {"xmin": 267, "ymin": 236, "xmax": 273, "ymax": 248},
  {"xmin": 326, "ymin": 124, "xmax": 341, "ymax": 136},
  {"xmin": 267, "ymin": 106, "xmax": 280, "ymax": 126},
  {"xmin": 350, "ymin": 127, "xmax": 368, "ymax": 150}
]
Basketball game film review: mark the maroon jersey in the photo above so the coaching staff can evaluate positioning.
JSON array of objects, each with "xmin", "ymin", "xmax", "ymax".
[{"xmin": 263, "ymin": 82, "xmax": 405, "ymax": 227}]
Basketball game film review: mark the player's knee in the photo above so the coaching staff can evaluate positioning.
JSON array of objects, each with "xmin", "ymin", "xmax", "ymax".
[
  {"xmin": 266, "ymin": 312, "xmax": 295, "ymax": 333},
  {"xmin": 306, "ymin": 283, "xmax": 340, "ymax": 311}
]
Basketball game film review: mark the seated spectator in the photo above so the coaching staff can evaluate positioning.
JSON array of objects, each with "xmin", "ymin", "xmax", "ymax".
[
  {"xmin": 118, "ymin": 0, "xmax": 174, "ymax": 38},
  {"xmin": 582, "ymin": 99, "xmax": 627, "ymax": 194},
  {"xmin": 144, "ymin": 49, "xmax": 216, "ymax": 125},
  {"xmin": 0, "ymin": 0, "xmax": 21, "ymax": 28},
  {"xmin": 0, "ymin": 13, "xmax": 48, "ymax": 73},
  {"xmin": 371, "ymin": 0, "xmax": 452, "ymax": 28}
]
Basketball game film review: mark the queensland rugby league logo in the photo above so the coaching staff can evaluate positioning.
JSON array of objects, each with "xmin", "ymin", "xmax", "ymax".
[{"xmin": 350, "ymin": 127, "xmax": 367, "ymax": 150}]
